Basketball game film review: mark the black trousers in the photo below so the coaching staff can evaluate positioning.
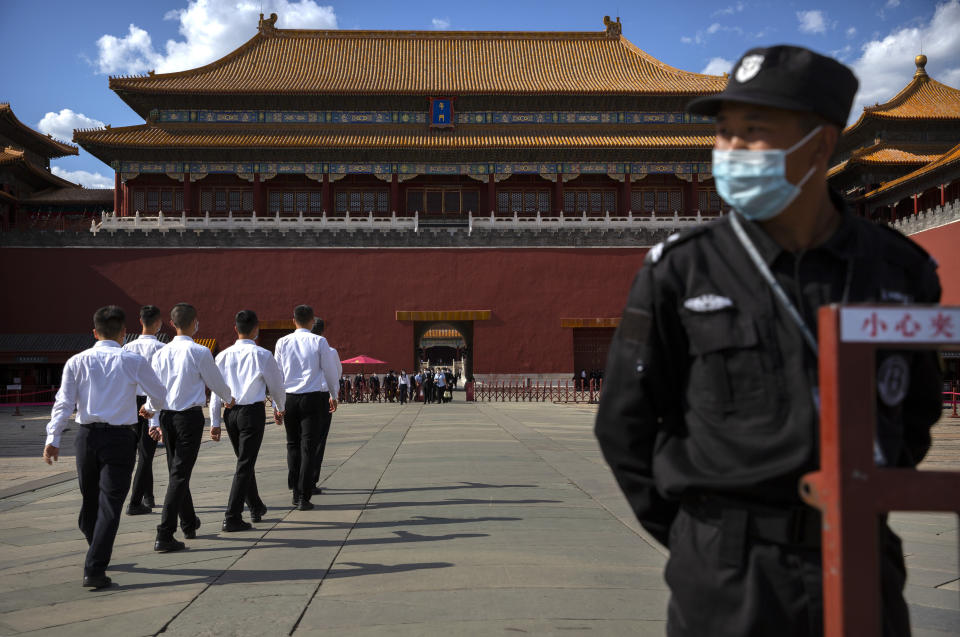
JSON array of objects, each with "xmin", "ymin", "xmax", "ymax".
[
  {"xmin": 284, "ymin": 391, "xmax": 327, "ymax": 501},
  {"xmin": 129, "ymin": 395, "xmax": 158, "ymax": 507},
  {"xmin": 311, "ymin": 406, "xmax": 334, "ymax": 486},
  {"xmin": 398, "ymin": 385, "xmax": 407, "ymax": 404},
  {"xmin": 664, "ymin": 507, "xmax": 911, "ymax": 637},
  {"xmin": 224, "ymin": 403, "xmax": 266, "ymax": 520},
  {"xmin": 157, "ymin": 407, "xmax": 204, "ymax": 539},
  {"xmin": 75, "ymin": 424, "xmax": 137, "ymax": 578}
]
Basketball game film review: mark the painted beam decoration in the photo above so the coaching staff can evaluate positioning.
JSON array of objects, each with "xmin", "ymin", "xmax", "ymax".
[
  {"xmin": 840, "ymin": 307, "xmax": 960, "ymax": 344},
  {"xmin": 116, "ymin": 161, "xmax": 713, "ymax": 178},
  {"xmin": 429, "ymin": 99, "xmax": 454, "ymax": 129},
  {"xmin": 153, "ymin": 109, "xmax": 714, "ymax": 126}
]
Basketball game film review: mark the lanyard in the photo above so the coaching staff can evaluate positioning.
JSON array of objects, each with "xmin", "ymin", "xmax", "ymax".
[{"xmin": 729, "ymin": 211, "xmax": 819, "ymax": 356}]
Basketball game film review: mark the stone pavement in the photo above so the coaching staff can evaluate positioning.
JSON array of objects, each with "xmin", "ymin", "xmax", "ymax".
[{"xmin": 0, "ymin": 401, "xmax": 956, "ymax": 636}]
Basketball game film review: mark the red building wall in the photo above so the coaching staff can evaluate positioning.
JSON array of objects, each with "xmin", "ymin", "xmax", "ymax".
[
  {"xmin": 911, "ymin": 221, "xmax": 960, "ymax": 305},
  {"xmin": 1, "ymin": 247, "xmax": 648, "ymax": 375}
]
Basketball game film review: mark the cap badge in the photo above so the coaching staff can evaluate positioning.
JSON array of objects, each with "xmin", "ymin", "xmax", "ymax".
[
  {"xmin": 683, "ymin": 294, "xmax": 734, "ymax": 313},
  {"xmin": 735, "ymin": 54, "xmax": 764, "ymax": 83}
]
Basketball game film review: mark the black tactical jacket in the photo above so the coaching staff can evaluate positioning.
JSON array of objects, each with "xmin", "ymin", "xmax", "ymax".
[{"xmin": 594, "ymin": 204, "xmax": 942, "ymax": 547}]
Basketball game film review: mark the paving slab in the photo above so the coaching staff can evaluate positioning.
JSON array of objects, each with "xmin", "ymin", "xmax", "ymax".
[{"xmin": 0, "ymin": 402, "xmax": 956, "ymax": 636}]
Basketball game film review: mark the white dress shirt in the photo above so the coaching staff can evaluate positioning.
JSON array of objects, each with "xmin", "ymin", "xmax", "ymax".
[
  {"xmin": 45, "ymin": 340, "xmax": 166, "ymax": 448},
  {"xmin": 210, "ymin": 339, "xmax": 287, "ymax": 428},
  {"xmin": 399, "ymin": 373, "xmax": 409, "ymax": 386},
  {"xmin": 274, "ymin": 329, "xmax": 341, "ymax": 399},
  {"xmin": 145, "ymin": 335, "xmax": 233, "ymax": 417},
  {"xmin": 123, "ymin": 334, "xmax": 166, "ymax": 396}
]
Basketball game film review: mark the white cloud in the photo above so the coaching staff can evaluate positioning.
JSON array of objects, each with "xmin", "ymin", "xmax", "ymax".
[
  {"xmin": 886, "ymin": 0, "xmax": 900, "ymax": 7},
  {"xmin": 707, "ymin": 23, "xmax": 722, "ymax": 35},
  {"xmin": 846, "ymin": 26, "xmax": 857, "ymax": 38},
  {"xmin": 51, "ymin": 167, "xmax": 114, "ymax": 189},
  {"xmin": 431, "ymin": 17, "xmax": 450, "ymax": 30},
  {"xmin": 95, "ymin": 0, "xmax": 337, "ymax": 75},
  {"xmin": 36, "ymin": 109, "xmax": 104, "ymax": 143},
  {"xmin": 681, "ymin": 36, "xmax": 694, "ymax": 44},
  {"xmin": 850, "ymin": 0, "xmax": 960, "ymax": 124},
  {"xmin": 702, "ymin": 57, "xmax": 734, "ymax": 76},
  {"xmin": 713, "ymin": 2, "xmax": 745, "ymax": 17},
  {"xmin": 796, "ymin": 10, "xmax": 827, "ymax": 35}
]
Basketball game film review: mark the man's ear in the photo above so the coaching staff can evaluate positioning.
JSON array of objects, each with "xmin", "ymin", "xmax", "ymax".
[{"xmin": 815, "ymin": 126, "xmax": 840, "ymax": 170}]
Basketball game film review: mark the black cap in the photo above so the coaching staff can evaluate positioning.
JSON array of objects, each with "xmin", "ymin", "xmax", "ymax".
[{"xmin": 687, "ymin": 45, "xmax": 859, "ymax": 128}]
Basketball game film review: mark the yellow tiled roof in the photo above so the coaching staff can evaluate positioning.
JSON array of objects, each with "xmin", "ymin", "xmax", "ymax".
[
  {"xmin": 0, "ymin": 147, "xmax": 25, "ymax": 165},
  {"xmin": 863, "ymin": 141, "xmax": 960, "ymax": 200},
  {"xmin": 0, "ymin": 146, "xmax": 75, "ymax": 188},
  {"xmin": 423, "ymin": 328, "xmax": 463, "ymax": 339},
  {"xmin": 108, "ymin": 21, "xmax": 725, "ymax": 96},
  {"xmin": 75, "ymin": 123, "xmax": 715, "ymax": 149},
  {"xmin": 0, "ymin": 104, "xmax": 79, "ymax": 157},
  {"xmin": 846, "ymin": 56, "xmax": 960, "ymax": 133},
  {"xmin": 828, "ymin": 141, "xmax": 948, "ymax": 178}
]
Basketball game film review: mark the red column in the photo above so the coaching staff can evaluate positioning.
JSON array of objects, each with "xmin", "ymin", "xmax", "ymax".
[
  {"xmin": 113, "ymin": 172, "xmax": 121, "ymax": 214},
  {"xmin": 123, "ymin": 181, "xmax": 130, "ymax": 216},
  {"xmin": 689, "ymin": 175, "xmax": 699, "ymax": 214},
  {"xmin": 941, "ymin": 184, "xmax": 946, "ymax": 206},
  {"xmin": 619, "ymin": 173, "xmax": 631, "ymax": 215},
  {"xmin": 322, "ymin": 173, "xmax": 331, "ymax": 214},
  {"xmin": 183, "ymin": 172, "xmax": 192, "ymax": 214},
  {"xmin": 487, "ymin": 177, "xmax": 496, "ymax": 214},
  {"xmin": 553, "ymin": 175, "xmax": 563, "ymax": 215},
  {"xmin": 391, "ymin": 173, "xmax": 399, "ymax": 214},
  {"xmin": 913, "ymin": 194, "xmax": 919, "ymax": 215},
  {"xmin": 253, "ymin": 173, "xmax": 262, "ymax": 214}
]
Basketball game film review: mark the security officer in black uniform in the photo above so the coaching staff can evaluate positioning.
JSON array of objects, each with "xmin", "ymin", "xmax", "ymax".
[{"xmin": 595, "ymin": 46, "xmax": 942, "ymax": 637}]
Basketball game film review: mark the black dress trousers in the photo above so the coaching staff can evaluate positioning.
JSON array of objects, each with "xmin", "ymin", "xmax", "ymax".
[
  {"xmin": 75, "ymin": 423, "xmax": 138, "ymax": 578},
  {"xmin": 157, "ymin": 407, "xmax": 204, "ymax": 538},
  {"xmin": 311, "ymin": 406, "xmax": 333, "ymax": 486},
  {"xmin": 129, "ymin": 395, "xmax": 158, "ymax": 507},
  {"xmin": 283, "ymin": 391, "xmax": 327, "ymax": 501},
  {"xmin": 224, "ymin": 402, "xmax": 266, "ymax": 520}
]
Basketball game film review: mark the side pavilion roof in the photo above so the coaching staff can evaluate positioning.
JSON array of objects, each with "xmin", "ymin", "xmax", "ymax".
[{"xmin": 0, "ymin": 104, "xmax": 78, "ymax": 158}]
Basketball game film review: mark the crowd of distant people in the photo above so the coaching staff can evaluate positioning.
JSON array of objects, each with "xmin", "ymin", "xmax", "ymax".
[
  {"xmin": 340, "ymin": 368, "xmax": 460, "ymax": 404},
  {"xmin": 576, "ymin": 368, "xmax": 605, "ymax": 390}
]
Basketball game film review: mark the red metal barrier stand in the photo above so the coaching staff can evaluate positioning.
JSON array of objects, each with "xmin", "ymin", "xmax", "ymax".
[{"xmin": 800, "ymin": 305, "xmax": 960, "ymax": 637}]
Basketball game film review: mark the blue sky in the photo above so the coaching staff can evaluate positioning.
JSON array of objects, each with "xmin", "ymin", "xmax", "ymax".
[{"xmin": 3, "ymin": 0, "xmax": 957, "ymax": 188}]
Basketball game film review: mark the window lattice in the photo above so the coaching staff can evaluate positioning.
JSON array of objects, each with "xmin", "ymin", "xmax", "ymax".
[
  {"xmin": 200, "ymin": 191, "xmax": 213, "ymax": 212},
  {"xmin": 242, "ymin": 191, "xmax": 253, "ymax": 212},
  {"xmin": 669, "ymin": 191, "xmax": 682, "ymax": 212},
  {"xmin": 174, "ymin": 191, "xmax": 184, "ymax": 211},
  {"xmin": 538, "ymin": 192, "xmax": 550, "ymax": 213},
  {"xmin": 296, "ymin": 192, "xmax": 308, "ymax": 212},
  {"xmin": 146, "ymin": 191, "xmax": 159, "ymax": 212},
  {"xmin": 498, "ymin": 192, "xmax": 510, "ymax": 212},
  {"xmin": 229, "ymin": 191, "xmax": 242, "ymax": 212},
  {"xmin": 269, "ymin": 191, "xmax": 281, "ymax": 213},
  {"xmin": 133, "ymin": 191, "xmax": 145, "ymax": 212},
  {"xmin": 602, "ymin": 191, "xmax": 616, "ymax": 213}
]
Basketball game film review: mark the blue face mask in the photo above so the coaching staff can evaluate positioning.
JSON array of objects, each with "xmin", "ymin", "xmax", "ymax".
[{"xmin": 712, "ymin": 126, "xmax": 822, "ymax": 221}]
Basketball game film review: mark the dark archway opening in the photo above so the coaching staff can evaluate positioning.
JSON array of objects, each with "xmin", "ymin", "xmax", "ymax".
[{"xmin": 413, "ymin": 320, "xmax": 474, "ymax": 380}]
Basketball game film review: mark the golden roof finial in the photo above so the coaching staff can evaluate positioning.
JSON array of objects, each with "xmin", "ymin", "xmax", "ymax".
[
  {"xmin": 603, "ymin": 16, "xmax": 622, "ymax": 37},
  {"xmin": 914, "ymin": 54, "xmax": 928, "ymax": 78},
  {"xmin": 258, "ymin": 12, "xmax": 278, "ymax": 34}
]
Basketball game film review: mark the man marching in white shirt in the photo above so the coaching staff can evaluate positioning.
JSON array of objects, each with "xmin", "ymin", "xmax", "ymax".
[
  {"xmin": 274, "ymin": 305, "xmax": 339, "ymax": 510},
  {"xmin": 122, "ymin": 305, "xmax": 166, "ymax": 515},
  {"xmin": 210, "ymin": 310, "xmax": 286, "ymax": 531},
  {"xmin": 143, "ymin": 303, "xmax": 234, "ymax": 552},
  {"xmin": 44, "ymin": 306, "xmax": 166, "ymax": 589},
  {"xmin": 310, "ymin": 317, "xmax": 341, "ymax": 493}
]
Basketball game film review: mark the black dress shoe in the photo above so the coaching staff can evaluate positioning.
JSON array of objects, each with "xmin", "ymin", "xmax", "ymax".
[
  {"xmin": 126, "ymin": 503, "xmax": 152, "ymax": 516},
  {"xmin": 144, "ymin": 495, "xmax": 156, "ymax": 508},
  {"xmin": 82, "ymin": 574, "xmax": 112, "ymax": 589},
  {"xmin": 251, "ymin": 505, "xmax": 267, "ymax": 522},
  {"xmin": 154, "ymin": 538, "xmax": 186, "ymax": 552},
  {"xmin": 221, "ymin": 518, "xmax": 253, "ymax": 532},
  {"xmin": 292, "ymin": 492, "xmax": 301, "ymax": 507},
  {"xmin": 297, "ymin": 500, "xmax": 314, "ymax": 511},
  {"xmin": 182, "ymin": 518, "xmax": 201, "ymax": 539},
  {"xmin": 311, "ymin": 486, "xmax": 323, "ymax": 495}
]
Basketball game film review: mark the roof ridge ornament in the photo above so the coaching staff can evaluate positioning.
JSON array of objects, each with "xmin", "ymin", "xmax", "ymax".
[
  {"xmin": 258, "ymin": 12, "xmax": 278, "ymax": 35},
  {"xmin": 914, "ymin": 54, "xmax": 928, "ymax": 79},
  {"xmin": 603, "ymin": 15, "xmax": 622, "ymax": 37}
]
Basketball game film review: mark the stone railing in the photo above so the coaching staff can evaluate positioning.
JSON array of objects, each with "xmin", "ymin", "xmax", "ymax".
[
  {"xmin": 90, "ymin": 209, "xmax": 717, "ymax": 235},
  {"xmin": 90, "ymin": 210, "xmax": 418, "ymax": 235},
  {"xmin": 467, "ymin": 210, "xmax": 711, "ymax": 234},
  {"xmin": 890, "ymin": 198, "xmax": 960, "ymax": 235}
]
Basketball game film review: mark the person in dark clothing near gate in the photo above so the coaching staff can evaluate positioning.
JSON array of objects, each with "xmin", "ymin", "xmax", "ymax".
[
  {"xmin": 44, "ymin": 306, "xmax": 166, "ymax": 588},
  {"xmin": 595, "ymin": 46, "xmax": 942, "ymax": 637}
]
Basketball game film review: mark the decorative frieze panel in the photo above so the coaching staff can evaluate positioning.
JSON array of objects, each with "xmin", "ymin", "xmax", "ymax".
[
  {"xmin": 117, "ymin": 161, "xmax": 712, "ymax": 178},
  {"xmin": 154, "ymin": 109, "xmax": 715, "ymax": 126}
]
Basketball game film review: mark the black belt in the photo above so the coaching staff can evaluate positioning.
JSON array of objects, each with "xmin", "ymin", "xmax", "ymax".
[
  {"xmin": 81, "ymin": 422, "xmax": 137, "ymax": 431},
  {"xmin": 162, "ymin": 406, "xmax": 203, "ymax": 414},
  {"xmin": 224, "ymin": 401, "xmax": 265, "ymax": 409},
  {"xmin": 681, "ymin": 492, "xmax": 822, "ymax": 548}
]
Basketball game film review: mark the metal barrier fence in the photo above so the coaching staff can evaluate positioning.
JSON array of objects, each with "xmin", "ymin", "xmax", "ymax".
[
  {"xmin": 800, "ymin": 305, "xmax": 960, "ymax": 637},
  {"xmin": 471, "ymin": 379, "xmax": 602, "ymax": 403}
]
